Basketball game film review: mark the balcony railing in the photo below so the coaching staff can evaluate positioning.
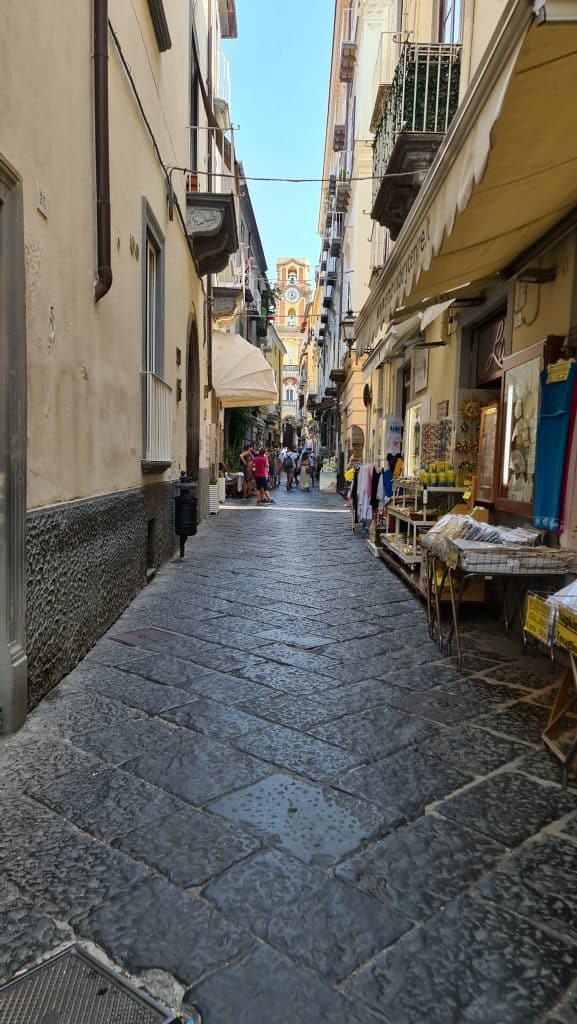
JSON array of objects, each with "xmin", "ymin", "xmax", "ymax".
[
  {"xmin": 283, "ymin": 398, "xmax": 299, "ymax": 414},
  {"xmin": 142, "ymin": 371, "xmax": 172, "ymax": 468},
  {"xmin": 372, "ymin": 43, "xmax": 460, "ymax": 237}
]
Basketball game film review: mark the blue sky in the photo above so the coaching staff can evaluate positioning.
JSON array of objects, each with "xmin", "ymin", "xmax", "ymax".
[{"xmin": 223, "ymin": 1, "xmax": 333, "ymax": 289}]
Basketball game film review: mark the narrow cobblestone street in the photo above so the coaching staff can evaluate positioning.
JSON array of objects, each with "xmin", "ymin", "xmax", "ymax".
[{"xmin": 2, "ymin": 486, "xmax": 577, "ymax": 1022}]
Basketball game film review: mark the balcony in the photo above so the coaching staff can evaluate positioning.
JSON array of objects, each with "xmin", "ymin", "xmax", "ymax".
[
  {"xmin": 372, "ymin": 43, "xmax": 461, "ymax": 240},
  {"xmin": 339, "ymin": 40, "xmax": 357, "ymax": 83},
  {"xmin": 282, "ymin": 398, "xmax": 299, "ymax": 416},
  {"xmin": 335, "ymin": 175, "xmax": 351, "ymax": 213},
  {"xmin": 333, "ymin": 124, "xmax": 346, "ymax": 152},
  {"xmin": 213, "ymin": 252, "xmax": 244, "ymax": 322},
  {"xmin": 141, "ymin": 371, "xmax": 172, "ymax": 471},
  {"xmin": 186, "ymin": 191, "xmax": 239, "ymax": 276},
  {"xmin": 326, "ymin": 256, "xmax": 338, "ymax": 285},
  {"xmin": 330, "ymin": 213, "xmax": 344, "ymax": 257}
]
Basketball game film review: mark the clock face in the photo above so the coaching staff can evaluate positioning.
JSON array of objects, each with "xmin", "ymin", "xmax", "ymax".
[{"xmin": 284, "ymin": 286, "xmax": 300, "ymax": 303}]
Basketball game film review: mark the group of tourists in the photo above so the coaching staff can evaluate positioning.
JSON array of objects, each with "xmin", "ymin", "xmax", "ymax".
[
  {"xmin": 280, "ymin": 446, "xmax": 322, "ymax": 492},
  {"xmin": 237, "ymin": 442, "xmax": 323, "ymax": 502}
]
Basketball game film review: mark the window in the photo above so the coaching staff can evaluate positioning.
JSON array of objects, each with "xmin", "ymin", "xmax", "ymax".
[
  {"xmin": 438, "ymin": 0, "xmax": 462, "ymax": 42},
  {"xmin": 287, "ymin": 309, "xmax": 296, "ymax": 327},
  {"xmin": 142, "ymin": 199, "xmax": 171, "ymax": 470},
  {"xmin": 288, "ymin": 269, "xmax": 297, "ymax": 284}
]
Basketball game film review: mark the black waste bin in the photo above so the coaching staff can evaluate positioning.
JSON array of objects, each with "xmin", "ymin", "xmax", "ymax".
[{"xmin": 174, "ymin": 472, "xmax": 197, "ymax": 557}]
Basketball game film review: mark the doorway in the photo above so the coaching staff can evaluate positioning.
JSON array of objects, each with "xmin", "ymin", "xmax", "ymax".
[{"xmin": 0, "ymin": 156, "xmax": 27, "ymax": 733}]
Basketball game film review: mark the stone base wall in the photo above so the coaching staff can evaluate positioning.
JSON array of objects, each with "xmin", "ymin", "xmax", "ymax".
[
  {"xmin": 197, "ymin": 467, "xmax": 210, "ymax": 522},
  {"xmin": 26, "ymin": 481, "xmax": 176, "ymax": 707}
]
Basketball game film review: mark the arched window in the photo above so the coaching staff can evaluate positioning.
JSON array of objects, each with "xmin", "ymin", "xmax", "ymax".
[
  {"xmin": 287, "ymin": 309, "xmax": 296, "ymax": 327},
  {"xmin": 288, "ymin": 269, "xmax": 297, "ymax": 284}
]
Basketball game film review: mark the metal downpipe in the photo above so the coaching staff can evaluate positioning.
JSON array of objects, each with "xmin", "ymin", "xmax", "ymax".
[{"xmin": 94, "ymin": 0, "xmax": 112, "ymax": 301}]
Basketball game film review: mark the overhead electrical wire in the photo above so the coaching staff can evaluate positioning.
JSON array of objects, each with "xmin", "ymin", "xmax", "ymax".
[{"xmin": 170, "ymin": 165, "xmax": 413, "ymax": 185}]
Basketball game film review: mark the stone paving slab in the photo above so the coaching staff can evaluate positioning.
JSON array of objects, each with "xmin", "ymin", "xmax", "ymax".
[
  {"xmin": 0, "ymin": 896, "xmax": 72, "ymax": 986},
  {"xmin": 230, "ymin": 721, "xmax": 362, "ymax": 782},
  {"xmin": 347, "ymin": 894, "xmax": 577, "ymax": 1023},
  {"xmin": 126, "ymin": 730, "xmax": 271, "ymax": 805},
  {"xmin": 68, "ymin": 716, "xmax": 184, "ymax": 765},
  {"xmin": 185, "ymin": 945, "xmax": 381, "ymax": 1024},
  {"xmin": 336, "ymin": 746, "xmax": 470, "ymax": 821},
  {"xmin": 26, "ymin": 763, "xmax": 184, "ymax": 840},
  {"xmin": 234, "ymin": 690, "xmax": 337, "ymax": 730},
  {"xmin": 336, "ymin": 814, "xmax": 504, "ymax": 921},
  {"xmin": 419, "ymin": 723, "xmax": 528, "ymax": 776},
  {"xmin": 75, "ymin": 875, "xmax": 255, "ymax": 988},
  {"xmin": 308, "ymin": 706, "xmax": 439, "ymax": 760},
  {"xmin": 477, "ymin": 833, "xmax": 577, "ymax": 938},
  {"xmin": 204, "ymin": 848, "xmax": 410, "ymax": 983},
  {"xmin": 436, "ymin": 772, "xmax": 576, "ymax": 845},
  {"xmin": 113, "ymin": 805, "xmax": 260, "ymax": 886},
  {"xmin": 161, "ymin": 698, "xmax": 266, "ymax": 739},
  {"xmin": 4, "ymin": 826, "xmax": 147, "ymax": 924},
  {"xmin": 209, "ymin": 772, "xmax": 396, "ymax": 866}
]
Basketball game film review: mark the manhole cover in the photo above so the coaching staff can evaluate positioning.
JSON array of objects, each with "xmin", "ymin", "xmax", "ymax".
[
  {"xmin": 0, "ymin": 946, "xmax": 175, "ymax": 1023},
  {"xmin": 112, "ymin": 628, "xmax": 173, "ymax": 647}
]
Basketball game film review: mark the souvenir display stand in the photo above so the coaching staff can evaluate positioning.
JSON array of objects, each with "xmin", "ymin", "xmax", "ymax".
[
  {"xmin": 379, "ymin": 478, "xmax": 466, "ymax": 585},
  {"xmin": 533, "ymin": 584, "xmax": 577, "ymax": 787},
  {"xmin": 422, "ymin": 515, "xmax": 575, "ymax": 670}
]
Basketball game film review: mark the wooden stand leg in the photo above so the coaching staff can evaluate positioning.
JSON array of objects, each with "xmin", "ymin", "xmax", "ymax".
[{"xmin": 542, "ymin": 660, "xmax": 577, "ymax": 788}]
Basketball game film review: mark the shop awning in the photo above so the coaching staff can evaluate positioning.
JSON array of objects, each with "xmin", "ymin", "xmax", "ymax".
[
  {"xmin": 357, "ymin": 1, "xmax": 577, "ymax": 349},
  {"xmin": 212, "ymin": 331, "xmax": 278, "ymax": 407},
  {"xmin": 362, "ymin": 313, "xmax": 422, "ymax": 378}
]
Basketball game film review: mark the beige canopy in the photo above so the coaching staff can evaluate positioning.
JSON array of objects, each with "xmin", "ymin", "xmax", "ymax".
[
  {"xmin": 212, "ymin": 331, "xmax": 278, "ymax": 408},
  {"xmin": 357, "ymin": 4, "xmax": 577, "ymax": 350}
]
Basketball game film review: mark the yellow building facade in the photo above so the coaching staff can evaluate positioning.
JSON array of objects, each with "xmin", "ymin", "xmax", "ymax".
[
  {"xmin": 356, "ymin": 0, "xmax": 577, "ymax": 547},
  {"xmin": 275, "ymin": 258, "xmax": 311, "ymax": 448},
  {"xmin": 0, "ymin": 0, "xmax": 241, "ymax": 726}
]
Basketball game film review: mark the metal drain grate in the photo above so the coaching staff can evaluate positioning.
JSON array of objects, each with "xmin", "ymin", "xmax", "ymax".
[
  {"xmin": 112, "ymin": 627, "xmax": 173, "ymax": 647},
  {"xmin": 0, "ymin": 946, "xmax": 175, "ymax": 1023}
]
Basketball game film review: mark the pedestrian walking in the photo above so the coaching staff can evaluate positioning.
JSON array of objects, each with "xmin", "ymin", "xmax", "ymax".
[
  {"xmin": 299, "ymin": 452, "xmax": 312, "ymax": 491},
  {"xmin": 294, "ymin": 449, "xmax": 302, "ymax": 488},
  {"xmin": 253, "ymin": 448, "xmax": 274, "ymax": 504},
  {"xmin": 308, "ymin": 450, "xmax": 316, "ymax": 488},
  {"xmin": 239, "ymin": 442, "xmax": 255, "ymax": 500},
  {"xmin": 283, "ymin": 448, "xmax": 296, "ymax": 489}
]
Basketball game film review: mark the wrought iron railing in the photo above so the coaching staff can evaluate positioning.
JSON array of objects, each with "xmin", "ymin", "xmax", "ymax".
[
  {"xmin": 142, "ymin": 371, "xmax": 172, "ymax": 464},
  {"xmin": 372, "ymin": 43, "xmax": 461, "ymax": 204}
]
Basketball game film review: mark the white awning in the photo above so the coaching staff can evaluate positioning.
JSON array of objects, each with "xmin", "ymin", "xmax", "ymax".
[
  {"xmin": 356, "ymin": 3, "xmax": 577, "ymax": 349},
  {"xmin": 212, "ymin": 331, "xmax": 278, "ymax": 407},
  {"xmin": 419, "ymin": 299, "xmax": 455, "ymax": 333},
  {"xmin": 362, "ymin": 314, "xmax": 421, "ymax": 378}
]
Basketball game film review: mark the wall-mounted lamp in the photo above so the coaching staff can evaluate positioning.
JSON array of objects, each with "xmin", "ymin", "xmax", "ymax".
[
  {"xmin": 340, "ymin": 309, "xmax": 356, "ymax": 351},
  {"xmin": 517, "ymin": 267, "xmax": 557, "ymax": 284}
]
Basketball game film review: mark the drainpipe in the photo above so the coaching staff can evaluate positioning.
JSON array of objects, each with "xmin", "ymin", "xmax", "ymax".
[{"xmin": 94, "ymin": 0, "xmax": 112, "ymax": 301}]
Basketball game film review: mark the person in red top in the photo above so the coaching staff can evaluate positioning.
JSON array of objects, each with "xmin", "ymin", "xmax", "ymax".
[{"xmin": 253, "ymin": 448, "xmax": 274, "ymax": 504}]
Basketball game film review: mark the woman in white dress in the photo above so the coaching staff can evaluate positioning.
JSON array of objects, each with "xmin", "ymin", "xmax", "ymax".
[{"xmin": 299, "ymin": 454, "xmax": 312, "ymax": 491}]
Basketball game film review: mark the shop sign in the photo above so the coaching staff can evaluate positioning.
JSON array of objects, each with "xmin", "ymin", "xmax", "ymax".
[
  {"xmin": 547, "ymin": 360, "xmax": 572, "ymax": 384},
  {"xmin": 383, "ymin": 416, "xmax": 403, "ymax": 455},
  {"xmin": 555, "ymin": 620, "xmax": 577, "ymax": 656},
  {"xmin": 524, "ymin": 594, "xmax": 554, "ymax": 646},
  {"xmin": 558, "ymin": 604, "xmax": 577, "ymax": 633}
]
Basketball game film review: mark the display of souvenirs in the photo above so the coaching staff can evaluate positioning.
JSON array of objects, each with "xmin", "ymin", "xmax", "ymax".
[
  {"xmin": 420, "ymin": 418, "xmax": 454, "ymax": 467},
  {"xmin": 455, "ymin": 399, "xmax": 481, "ymax": 483}
]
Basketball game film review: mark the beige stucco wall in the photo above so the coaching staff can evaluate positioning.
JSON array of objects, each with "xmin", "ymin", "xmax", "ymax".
[
  {"xmin": 0, "ymin": 1, "xmax": 209, "ymax": 510},
  {"xmin": 460, "ymin": 0, "xmax": 510, "ymax": 97},
  {"xmin": 511, "ymin": 237, "xmax": 575, "ymax": 355}
]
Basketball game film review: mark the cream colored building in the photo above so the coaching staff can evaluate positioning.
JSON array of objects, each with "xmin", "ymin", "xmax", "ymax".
[
  {"xmin": 315, "ymin": 0, "xmax": 404, "ymax": 475},
  {"xmin": 0, "ymin": 0, "xmax": 244, "ymax": 728},
  {"xmin": 357, "ymin": 0, "xmax": 577, "ymax": 542},
  {"xmin": 276, "ymin": 258, "xmax": 311, "ymax": 448}
]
